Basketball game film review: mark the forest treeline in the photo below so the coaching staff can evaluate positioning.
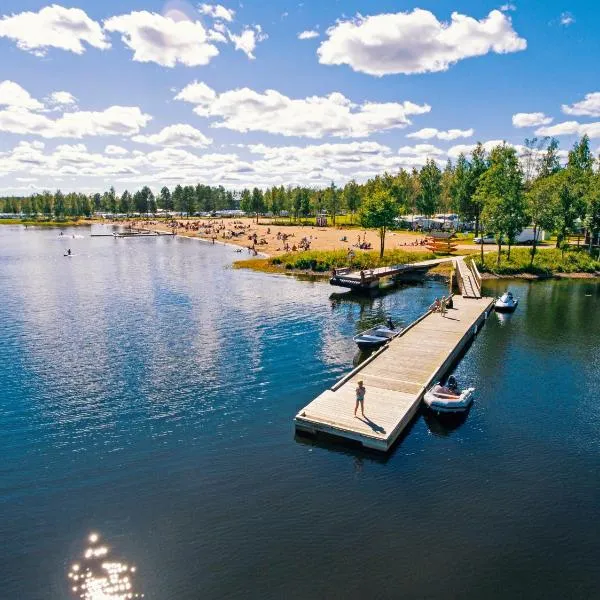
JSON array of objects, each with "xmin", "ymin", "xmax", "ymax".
[{"xmin": 1, "ymin": 136, "xmax": 599, "ymax": 261}]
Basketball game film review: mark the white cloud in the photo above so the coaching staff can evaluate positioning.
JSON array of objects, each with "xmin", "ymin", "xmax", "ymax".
[
  {"xmin": 500, "ymin": 4, "xmax": 516, "ymax": 12},
  {"xmin": 12, "ymin": 135, "xmax": 552, "ymax": 192},
  {"xmin": 447, "ymin": 139, "xmax": 508, "ymax": 159},
  {"xmin": 0, "ymin": 105, "xmax": 151, "ymax": 138},
  {"xmin": 207, "ymin": 28, "xmax": 228, "ymax": 43},
  {"xmin": 175, "ymin": 81, "xmax": 217, "ymax": 104},
  {"xmin": 0, "ymin": 4, "xmax": 109, "ymax": 56},
  {"xmin": 49, "ymin": 91, "xmax": 77, "ymax": 106},
  {"xmin": 560, "ymin": 12, "xmax": 575, "ymax": 26},
  {"xmin": 562, "ymin": 92, "xmax": 600, "ymax": 117},
  {"xmin": 0, "ymin": 80, "xmax": 44, "ymax": 110},
  {"xmin": 298, "ymin": 30, "xmax": 319, "ymax": 40},
  {"xmin": 317, "ymin": 8, "xmax": 526, "ymax": 76},
  {"xmin": 398, "ymin": 143, "xmax": 445, "ymax": 156},
  {"xmin": 407, "ymin": 127, "xmax": 474, "ymax": 141},
  {"xmin": 227, "ymin": 25, "xmax": 267, "ymax": 59},
  {"xmin": 199, "ymin": 4, "xmax": 235, "ymax": 22},
  {"xmin": 175, "ymin": 82, "xmax": 430, "ymax": 138},
  {"xmin": 535, "ymin": 121, "xmax": 600, "ymax": 138},
  {"xmin": 132, "ymin": 124, "xmax": 213, "ymax": 147},
  {"xmin": 105, "ymin": 145, "xmax": 129, "ymax": 155},
  {"xmin": 512, "ymin": 112, "xmax": 553, "ymax": 127},
  {"xmin": 104, "ymin": 11, "xmax": 219, "ymax": 67}
]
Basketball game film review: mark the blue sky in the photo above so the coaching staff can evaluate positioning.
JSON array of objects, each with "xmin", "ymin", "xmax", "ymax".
[{"xmin": 0, "ymin": 0, "xmax": 598, "ymax": 194}]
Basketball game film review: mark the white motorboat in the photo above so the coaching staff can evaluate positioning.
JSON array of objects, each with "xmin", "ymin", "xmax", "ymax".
[
  {"xmin": 494, "ymin": 291, "xmax": 518, "ymax": 312},
  {"xmin": 423, "ymin": 378, "xmax": 475, "ymax": 413},
  {"xmin": 353, "ymin": 324, "xmax": 401, "ymax": 351}
]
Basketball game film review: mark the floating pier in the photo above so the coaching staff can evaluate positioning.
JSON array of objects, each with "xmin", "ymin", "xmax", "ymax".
[
  {"xmin": 295, "ymin": 288, "xmax": 493, "ymax": 451},
  {"xmin": 329, "ymin": 257, "xmax": 454, "ymax": 290}
]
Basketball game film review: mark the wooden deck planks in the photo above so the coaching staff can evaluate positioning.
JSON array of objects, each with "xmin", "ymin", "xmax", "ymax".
[{"xmin": 294, "ymin": 295, "xmax": 494, "ymax": 451}]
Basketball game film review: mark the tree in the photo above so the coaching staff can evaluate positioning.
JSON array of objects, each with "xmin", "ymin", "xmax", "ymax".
[
  {"xmin": 417, "ymin": 159, "xmax": 442, "ymax": 218},
  {"xmin": 359, "ymin": 189, "xmax": 398, "ymax": 258},
  {"xmin": 301, "ymin": 189, "xmax": 311, "ymax": 218},
  {"xmin": 389, "ymin": 170, "xmax": 412, "ymax": 216},
  {"xmin": 40, "ymin": 191, "xmax": 53, "ymax": 217},
  {"xmin": 54, "ymin": 190, "xmax": 65, "ymax": 218},
  {"xmin": 585, "ymin": 174, "xmax": 600, "ymax": 256},
  {"xmin": 240, "ymin": 188, "xmax": 251, "ymax": 214},
  {"xmin": 469, "ymin": 143, "xmax": 489, "ymax": 237},
  {"xmin": 475, "ymin": 144, "xmax": 526, "ymax": 263},
  {"xmin": 172, "ymin": 185, "xmax": 184, "ymax": 214},
  {"xmin": 159, "ymin": 187, "xmax": 173, "ymax": 211},
  {"xmin": 343, "ymin": 180, "xmax": 361, "ymax": 223},
  {"xmin": 325, "ymin": 181, "xmax": 339, "ymax": 225},
  {"xmin": 440, "ymin": 159, "xmax": 454, "ymax": 216},
  {"xmin": 78, "ymin": 194, "xmax": 92, "ymax": 217},
  {"xmin": 119, "ymin": 190, "xmax": 132, "ymax": 215},
  {"xmin": 103, "ymin": 186, "xmax": 117, "ymax": 215},
  {"xmin": 553, "ymin": 170, "xmax": 581, "ymax": 253},
  {"xmin": 182, "ymin": 185, "xmax": 196, "ymax": 216},
  {"xmin": 147, "ymin": 189, "xmax": 157, "ymax": 215},
  {"xmin": 451, "ymin": 153, "xmax": 475, "ymax": 227},
  {"xmin": 250, "ymin": 187, "xmax": 264, "ymax": 223},
  {"xmin": 526, "ymin": 176, "xmax": 559, "ymax": 265},
  {"xmin": 565, "ymin": 135, "xmax": 593, "ymax": 227},
  {"xmin": 133, "ymin": 190, "xmax": 146, "ymax": 215},
  {"xmin": 538, "ymin": 138, "xmax": 561, "ymax": 179},
  {"xmin": 521, "ymin": 137, "xmax": 549, "ymax": 186},
  {"xmin": 92, "ymin": 193, "xmax": 102, "ymax": 213}
]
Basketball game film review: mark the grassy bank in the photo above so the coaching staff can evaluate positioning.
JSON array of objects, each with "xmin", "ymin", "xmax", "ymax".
[
  {"xmin": 234, "ymin": 248, "xmax": 437, "ymax": 274},
  {"xmin": 476, "ymin": 247, "xmax": 600, "ymax": 277},
  {"xmin": 0, "ymin": 218, "xmax": 92, "ymax": 227}
]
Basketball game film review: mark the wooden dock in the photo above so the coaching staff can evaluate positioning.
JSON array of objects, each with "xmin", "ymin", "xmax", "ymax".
[
  {"xmin": 329, "ymin": 257, "xmax": 454, "ymax": 290},
  {"xmin": 455, "ymin": 255, "xmax": 482, "ymax": 299},
  {"xmin": 294, "ymin": 294, "xmax": 494, "ymax": 451}
]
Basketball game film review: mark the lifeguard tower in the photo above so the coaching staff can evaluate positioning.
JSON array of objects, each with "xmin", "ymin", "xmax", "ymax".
[
  {"xmin": 316, "ymin": 212, "xmax": 328, "ymax": 227},
  {"xmin": 425, "ymin": 231, "xmax": 457, "ymax": 254}
]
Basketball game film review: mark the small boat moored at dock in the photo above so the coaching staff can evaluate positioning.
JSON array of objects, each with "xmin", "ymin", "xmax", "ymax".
[
  {"xmin": 353, "ymin": 323, "xmax": 401, "ymax": 351},
  {"xmin": 424, "ymin": 377, "xmax": 475, "ymax": 414},
  {"xmin": 494, "ymin": 291, "xmax": 518, "ymax": 312}
]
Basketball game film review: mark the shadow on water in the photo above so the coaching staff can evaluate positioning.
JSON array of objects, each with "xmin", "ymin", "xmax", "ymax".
[
  {"xmin": 294, "ymin": 413, "xmax": 421, "ymax": 462},
  {"xmin": 329, "ymin": 279, "xmax": 426, "ymax": 306},
  {"xmin": 352, "ymin": 348, "xmax": 375, "ymax": 367},
  {"xmin": 422, "ymin": 405, "xmax": 472, "ymax": 437}
]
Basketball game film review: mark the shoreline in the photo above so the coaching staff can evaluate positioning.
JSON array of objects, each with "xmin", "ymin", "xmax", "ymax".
[
  {"xmin": 233, "ymin": 254, "xmax": 599, "ymax": 282},
  {"xmin": 481, "ymin": 271, "xmax": 600, "ymax": 280},
  {"xmin": 7, "ymin": 218, "xmax": 598, "ymax": 280}
]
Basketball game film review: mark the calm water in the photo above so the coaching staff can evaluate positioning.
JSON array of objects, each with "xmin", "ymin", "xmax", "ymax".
[{"xmin": 1, "ymin": 225, "xmax": 599, "ymax": 600}]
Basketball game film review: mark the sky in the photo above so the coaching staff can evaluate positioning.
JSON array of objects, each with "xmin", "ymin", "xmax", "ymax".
[{"xmin": 0, "ymin": 0, "xmax": 598, "ymax": 195}]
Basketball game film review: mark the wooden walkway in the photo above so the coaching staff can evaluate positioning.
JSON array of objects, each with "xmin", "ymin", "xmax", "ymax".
[
  {"xmin": 330, "ymin": 257, "xmax": 454, "ymax": 290},
  {"xmin": 294, "ymin": 294, "xmax": 494, "ymax": 451},
  {"xmin": 455, "ymin": 256, "xmax": 482, "ymax": 299}
]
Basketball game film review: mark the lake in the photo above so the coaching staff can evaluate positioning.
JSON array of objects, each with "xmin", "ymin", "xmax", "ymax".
[{"xmin": 1, "ymin": 224, "xmax": 599, "ymax": 599}]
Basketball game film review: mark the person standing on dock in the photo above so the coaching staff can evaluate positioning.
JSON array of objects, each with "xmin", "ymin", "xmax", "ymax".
[{"xmin": 355, "ymin": 380, "xmax": 366, "ymax": 417}]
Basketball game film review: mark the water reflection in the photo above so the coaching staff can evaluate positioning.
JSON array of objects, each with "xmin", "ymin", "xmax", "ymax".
[
  {"xmin": 423, "ymin": 406, "xmax": 472, "ymax": 437},
  {"xmin": 495, "ymin": 311, "xmax": 514, "ymax": 326},
  {"xmin": 68, "ymin": 533, "xmax": 142, "ymax": 599}
]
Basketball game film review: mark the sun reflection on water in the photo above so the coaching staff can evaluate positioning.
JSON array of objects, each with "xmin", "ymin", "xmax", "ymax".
[{"xmin": 68, "ymin": 533, "xmax": 143, "ymax": 599}]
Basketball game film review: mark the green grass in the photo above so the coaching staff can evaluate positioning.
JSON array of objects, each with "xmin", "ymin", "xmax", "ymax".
[
  {"xmin": 0, "ymin": 218, "xmax": 90, "ymax": 226},
  {"xmin": 236, "ymin": 248, "xmax": 437, "ymax": 274},
  {"xmin": 475, "ymin": 247, "xmax": 600, "ymax": 276}
]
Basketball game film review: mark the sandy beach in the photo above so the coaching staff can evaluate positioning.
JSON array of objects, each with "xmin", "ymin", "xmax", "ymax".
[{"xmin": 116, "ymin": 217, "xmax": 464, "ymax": 257}]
